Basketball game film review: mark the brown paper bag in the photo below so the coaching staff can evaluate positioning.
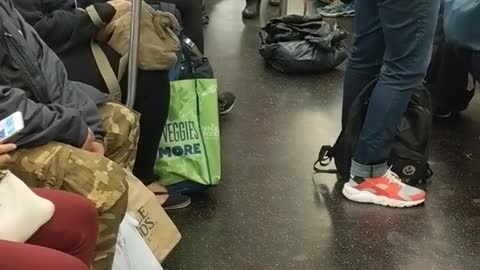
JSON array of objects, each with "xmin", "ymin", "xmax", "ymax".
[{"xmin": 125, "ymin": 170, "xmax": 181, "ymax": 262}]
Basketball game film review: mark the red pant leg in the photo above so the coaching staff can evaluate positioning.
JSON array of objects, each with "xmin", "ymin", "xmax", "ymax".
[
  {"xmin": 27, "ymin": 189, "xmax": 99, "ymax": 267},
  {"xmin": 0, "ymin": 240, "xmax": 88, "ymax": 270}
]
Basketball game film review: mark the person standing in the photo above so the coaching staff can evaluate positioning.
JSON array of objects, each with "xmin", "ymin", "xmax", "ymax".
[
  {"xmin": 243, "ymin": 0, "xmax": 280, "ymax": 19},
  {"xmin": 341, "ymin": 0, "xmax": 441, "ymax": 207}
]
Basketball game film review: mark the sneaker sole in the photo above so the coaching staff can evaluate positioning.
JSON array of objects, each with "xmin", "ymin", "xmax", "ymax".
[
  {"xmin": 163, "ymin": 198, "xmax": 192, "ymax": 210},
  {"xmin": 342, "ymin": 185, "xmax": 425, "ymax": 208},
  {"xmin": 434, "ymin": 112, "xmax": 452, "ymax": 119},
  {"xmin": 319, "ymin": 11, "xmax": 355, "ymax": 17}
]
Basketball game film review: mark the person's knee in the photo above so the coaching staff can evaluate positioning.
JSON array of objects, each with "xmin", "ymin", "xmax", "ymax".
[
  {"xmin": 32, "ymin": 190, "xmax": 98, "ymax": 266},
  {"xmin": 63, "ymin": 192, "xmax": 99, "ymax": 238},
  {"xmin": 0, "ymin": 240, "xmax": 89, "ymax": 270},
  {"xmin": 11, "ymin": 142, "xmax": 129, "ymax": 218},
  {"xmin": 349, "ymin": 43, "xmax": 384, "ymax": 72},
  {"xmin": 379, "ymin": 64, "xmax": 426, "ymax": 91},
  {"xmin": 100, "ymin": 102, "xmax": 140, "ymax": 162},
  {"xmin": 32, "ymin": 189, "xmax": 98, "ymax": 232},
  {"xmin": 381, "ymin": 43, "xmax": 434, "ymax": 90},
  {"xmin": 34, "ymin": 189, "xmax": 98, "ymax": 222},
  {"xmin": 381, "ymin": 47, "xmax": 432, "ymax": 90},
  {"xmin": 68, "ymin": 193, "xmax": 98, "ymax": 224},
  {"xmin": 50, "ymin": 145, "xmax": 129, "ymax": 212},
  {"xmin": 91, "ymin": 165, "xmax": 129, "ymax": 213},
  {"xmin": 101, "ymin": 102, "xmax": 140, "ymax": 136}
]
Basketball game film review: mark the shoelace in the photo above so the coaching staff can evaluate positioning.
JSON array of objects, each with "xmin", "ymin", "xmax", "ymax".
[{"xmin": 385, "ymin": 167, "xmax": 405, "ymax": 186}]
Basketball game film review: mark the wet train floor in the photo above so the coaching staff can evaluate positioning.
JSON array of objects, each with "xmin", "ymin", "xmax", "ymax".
[{"xmin": 163, "ymin": 1, "xmax": 480, "ymax": 269}]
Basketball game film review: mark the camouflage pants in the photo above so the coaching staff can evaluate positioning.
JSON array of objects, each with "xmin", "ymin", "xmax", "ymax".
[
  {"xmin": 9, "ymin": 102, "xmax": 140, "ymax": 270},
  {"xmin": 99, "ymin": 102, "xmax": 140, "ymax": 171}
]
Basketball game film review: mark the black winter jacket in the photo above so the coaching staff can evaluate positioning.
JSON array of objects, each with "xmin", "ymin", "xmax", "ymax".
[
  {"xmin": 0, "ymin": 0, "xmax": 108, "ymax": 147},
  {"xmin": 13, "ymin": 0, "xmax": 115, "ymax": 54}
]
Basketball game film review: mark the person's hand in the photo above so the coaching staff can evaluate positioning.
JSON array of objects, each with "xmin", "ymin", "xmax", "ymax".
[
  {"xmin": 108, "ymin": 0, "xmax": 132, "ymax": 20},
  {"xmin": 90, "ymin": 141, "xmax": 105, "ymax": 157},
  {"xmin": 0, "ymin": 143, "xmax": 17, "ymax": 165},
  {"xmin": 82, "ymin": 129, "xmax": 105, "ymax": 156},
  {"xmin": 82, "ymin": 129, "xmax": 95, "ymax": 151}
]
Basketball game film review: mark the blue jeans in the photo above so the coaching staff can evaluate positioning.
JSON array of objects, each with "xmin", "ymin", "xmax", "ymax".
[
  {"xmin": 166, "ymin": 181, "xmax": 209, "ymax": 195},
  {"xmin": 342, "ymin": 0, "xmax": 440, "ymax": 178}
]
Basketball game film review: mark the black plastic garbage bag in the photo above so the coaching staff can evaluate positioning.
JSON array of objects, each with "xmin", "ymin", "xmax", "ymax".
[
  {"xmin": 262, "ymin": 14, "xmax": 336, "ymax": 43},
  {"xmin": 259, "ymin": 15, "xmax": 348, "ymax": 74}
]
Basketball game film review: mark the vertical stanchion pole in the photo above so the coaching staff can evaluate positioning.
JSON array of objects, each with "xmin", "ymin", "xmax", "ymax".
[
  {"xmin": 280, "ymin": 0, "xmax": 288, "ymax": 16},
  {"xmin": 126, "ymin": 0, "xmax": 142, "ymax": 108}
]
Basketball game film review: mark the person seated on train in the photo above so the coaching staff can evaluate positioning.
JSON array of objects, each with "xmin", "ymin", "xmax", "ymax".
[
  {"xmin": 0, "ymin": 1, "xmax": 194, "ymax": 268},
  {"xmin": 147, "ymin": 0, "xmax": 237, "ymax": 114},
  {"xmin": 14, "ymin": 0, "xmax": 192, "ymax": 208},
  {"xmin": 0, "ymin": 188, "xmax": 98, "ymax": 270},
  {"xmin": 136, "ymin": 0, "xmax": 237, "ymax": 114},
  {"xmin": 0, "ymin": 1, "xmax": 142, "ymax": 267},
  {"xmin": 0, "ymin": 144, "xmax": 98, "ymax": 270}
]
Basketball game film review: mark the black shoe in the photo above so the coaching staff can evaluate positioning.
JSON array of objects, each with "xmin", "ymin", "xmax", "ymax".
[
  {"xmin": 434, "ymin": 110, "xmax": 452, "ymax": 119},
  {"xmin": 242, "ymin": 0, "xmax": 260, "ymax": 19},
  {"xmin": 219, "ymin": 92, "xmax": 237, "ymax": 115},
  {"xmin": 269, "ymin": 0, "xmax": 280, "ymax": 6},
  {"xmin": 156, "ymin": 192, "xmax": 191, "ymax": 210},
  {"xmin": 433, "ymin": 107, "xmax": 455, "ymax": 119}
]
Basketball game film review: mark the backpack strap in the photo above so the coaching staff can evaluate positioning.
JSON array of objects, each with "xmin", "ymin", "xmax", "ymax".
[
  {"xmin": 86, "ymin": 6, "xmax": 128, "ymax": 101},
  {"xmin": 85, "ymin": 6, "xmax": 105, "ymax": 28},
  {"xmin": 90, "ymin": 41, "xmax": 122, "ymax": 101},
  {"xmin": 313, "ymin": 145, "xmax": 338, "ymax": 174},
  {"xmin": 118, "ymin": 54, "xmax": 129, "ymax": 82}
]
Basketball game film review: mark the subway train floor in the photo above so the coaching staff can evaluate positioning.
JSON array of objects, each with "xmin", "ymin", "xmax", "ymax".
[{"xmin": 163, "ymin": 1, "xmax": 480, "ymax": 269}]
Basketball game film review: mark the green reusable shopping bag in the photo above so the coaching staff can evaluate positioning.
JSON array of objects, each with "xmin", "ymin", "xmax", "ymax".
[{"xmin": 154, "ymin": 79, "xmax": 221, "ymax": 186}]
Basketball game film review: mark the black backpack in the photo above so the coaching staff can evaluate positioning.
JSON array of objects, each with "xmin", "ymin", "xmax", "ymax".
[
  {"xmin": 178, "ymin": 36, "xmax": 214, "ymax": 80},
  {"xmin": 314, "ymin": 79, "xmax": 433, "ymax": 187},
  {"xmin": 151, "ymin": 3, "xmax": 214, "ymax": 81}
]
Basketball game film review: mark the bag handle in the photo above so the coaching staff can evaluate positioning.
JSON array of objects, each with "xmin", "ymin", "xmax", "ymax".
[
  {"xmin": 85, "ymin": 6, "xmax": 105, "ymax": 28},
  {"xmin": 86, "ymin": 6, "xmax": 127, "ymax": 101},
  {"xmin": 90, "ymin": 41, "xmax": 122, "ymax": 101},
  {"xmin": 118, "ymin": 54, "xmax": 129, "ymax": 82}
]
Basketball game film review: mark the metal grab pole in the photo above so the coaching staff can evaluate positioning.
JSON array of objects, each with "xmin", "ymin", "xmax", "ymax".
[
  {"xmin": 126, "ymin": 0, "xmax": 142, "ymax": 108},
  {"xmin": 280, "ymin": 0, "xmax": 288, "ymax": 16}
]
